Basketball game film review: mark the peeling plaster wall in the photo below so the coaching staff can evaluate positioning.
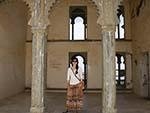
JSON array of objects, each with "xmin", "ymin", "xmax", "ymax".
[{"xmin": 0, "ymin": 1, "xmax": 27, "ymax": 99}]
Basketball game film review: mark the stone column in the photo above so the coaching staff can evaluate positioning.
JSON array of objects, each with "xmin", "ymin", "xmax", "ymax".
[
  {"xmin": 24, "ymin": 0, "xmax": 52, "ymax": 113},
  {"xmin": 101, "ymin": 25, "xmax": 117, "ymax": 113},
  {"xmin": 96, "ymin": 0, "xmax": 119, "ymax": 113},
  {"xmin": 30, "ymin": 29, "xmax": 46, "ymax": 113}
]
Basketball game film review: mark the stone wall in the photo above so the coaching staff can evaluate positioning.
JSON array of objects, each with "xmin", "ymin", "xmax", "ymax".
[{"xmin": 0, "ymin": 1, "xmax": 28, "ymax": 99}]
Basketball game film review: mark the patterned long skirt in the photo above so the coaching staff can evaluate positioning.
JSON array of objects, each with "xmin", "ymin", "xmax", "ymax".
[{"xmin": 66, "ymin": 83, "xmax": 83, "ymax": 111}]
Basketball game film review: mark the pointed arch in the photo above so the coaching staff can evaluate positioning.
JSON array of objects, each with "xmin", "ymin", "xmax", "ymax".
[{"xmin": 48, "ymin": 0, "xmax": 101, "ymax": 16}]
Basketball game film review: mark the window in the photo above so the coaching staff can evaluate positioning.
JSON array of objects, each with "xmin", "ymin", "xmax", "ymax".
[
  {"xmin": 115, "ymin": 5, "xmax": 125, "ymax": 39},
  {"xmin": 69, "ymin": 6, "xmax": 87, "ymax": 40},
  {"xmin": 116, "ymin": 53, "xmax": 126, "ymax": 88},
  {"xmin": 74, "ymin": 17, "xmax": 84, "ymax": 40},
  {"xmin": 76, "ymin": 55, "xmax": 85, "ymax": 75}
]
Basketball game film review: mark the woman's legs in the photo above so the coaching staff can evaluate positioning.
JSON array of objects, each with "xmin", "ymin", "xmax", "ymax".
[
  {"xmin": 64, "ymin": 84, "xmax": 83, "ymax": 113},
  {"xmin": 63, "ymin": 85, "xmax": 73, "ymax": 113}
]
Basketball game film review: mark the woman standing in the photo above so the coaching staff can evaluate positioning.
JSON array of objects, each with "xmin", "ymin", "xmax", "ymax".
[{"xmin": 63, "ymin": 57, "xmax": 84, "ymax": 113}]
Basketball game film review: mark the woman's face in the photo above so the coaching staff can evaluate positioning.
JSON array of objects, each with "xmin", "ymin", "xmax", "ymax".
[{"xmin": 72, "ymin": 59, "xmax": 78, "ymax": 66}]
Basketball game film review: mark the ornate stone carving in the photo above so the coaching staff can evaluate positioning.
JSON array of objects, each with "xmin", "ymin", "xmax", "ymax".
[
  {"xmin": 97, "ymin": 0, "xmax": 120, "ymax": 26},
  {"xmin": 23, "ymin": 0, "xmax": 52, "ymax": 30},
  {"xmin": 23, "ymin": 0, "xmax": 34, "ymax": 14},
  {"xmin": 48, "ymin": 0, "xmax": 100, "ymax": 15},
  {"xmin": 24, "ymin": 0, "xmax": 103, "ymax": 29}
]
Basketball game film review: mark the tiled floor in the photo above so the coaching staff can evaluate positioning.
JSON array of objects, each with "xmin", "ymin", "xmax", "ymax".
[{"xmin": 0, "ymin": 92, "xmax": 150, "ymax": 113}]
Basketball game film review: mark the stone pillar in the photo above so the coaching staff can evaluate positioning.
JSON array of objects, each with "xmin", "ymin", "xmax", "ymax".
[
  {"xmin": 30, "ymin": 29, "xmax": 46, "ymax": 113},
  {"xmin": 96, "ymin": 0, "xmax": 119, "ymax": 113},
  {"xmin": 101, "ymin": 26, "xmax": 117, "ymax": 113},
  {"xmin": 24, "ymin": 0, "xmax": 52, "ymax": 113}
]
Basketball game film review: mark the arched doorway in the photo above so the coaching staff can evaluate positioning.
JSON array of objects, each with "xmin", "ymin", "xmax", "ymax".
[{"xmin": 69, "ymin": 52, "xmax": 87, "ymax": 89}]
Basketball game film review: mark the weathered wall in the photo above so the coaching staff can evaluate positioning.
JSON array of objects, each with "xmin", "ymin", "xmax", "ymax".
[
  {"xmin": 130, "ymin": 0, "xmax": 150, "ymax": 96},
  {"xmin": 0, "ymin": 1, "xmax": 27, "ymax": 99}
]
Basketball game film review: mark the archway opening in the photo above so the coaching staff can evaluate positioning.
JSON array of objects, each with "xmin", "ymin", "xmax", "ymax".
[{"xmin": 69, "ymin": 52, "xmax": 87, "ymax": 89}]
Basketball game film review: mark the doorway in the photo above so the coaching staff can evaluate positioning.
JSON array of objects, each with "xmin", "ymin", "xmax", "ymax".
[{"xmin": 69, "ymin": 52, "xmax": 87, "ymax": 89}]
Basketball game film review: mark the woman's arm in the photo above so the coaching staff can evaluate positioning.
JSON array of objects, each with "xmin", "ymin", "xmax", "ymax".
[{"xmin": 67, "ymin": 68, "xmax": 70, "ymax": 85}]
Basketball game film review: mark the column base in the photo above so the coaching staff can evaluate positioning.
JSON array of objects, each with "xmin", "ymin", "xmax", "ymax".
[
  {"xmin": 102, "ymin": 108, "xmax": 117, "ymax": 113},
  {"xmin": 113, "ymin": 108, "xmax": 117, "ymax": 113},
  {"xmin": 30, "ymin": 106, "xmax": 45, "ymax": 113}
]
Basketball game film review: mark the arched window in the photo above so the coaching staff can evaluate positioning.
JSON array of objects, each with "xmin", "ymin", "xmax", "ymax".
[
  {"xmin": 115, "ymin": 5, "xmax": 125, "ymax": 39},
  {"xmin": 70, "ymin": 19, "xmax": 72, "ymax": 40},
  {"xmin": 76, "ymin": 55, "xmax": 85, "ymax": 75},
  {"xmin": 119, "ymin": 14, "xmax": 125, "ymax": 39},
  {"xmin": 69, "ymin": 52, "xmax": 87, "ymax": 88},
  {"xmin": 116, "ymin": 53, "xmax": 126, "ymax": 89},
  {"xmin": 69, "ymin": 6, "xmax": 87, "ymax": 40},
  {"xmin": 74, "ymin": 17, "xmax": 84, "ymax": 40}
]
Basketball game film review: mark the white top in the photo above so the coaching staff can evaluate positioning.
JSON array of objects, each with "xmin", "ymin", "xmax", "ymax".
[{"xmin": 67, "ymin": 67, "xmax": 83, "ymax": 85}]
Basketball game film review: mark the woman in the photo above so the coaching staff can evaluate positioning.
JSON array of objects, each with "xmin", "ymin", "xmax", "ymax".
[{"xmin": 63, "ymin": 57, "xmax": 84, "ymax": 113}]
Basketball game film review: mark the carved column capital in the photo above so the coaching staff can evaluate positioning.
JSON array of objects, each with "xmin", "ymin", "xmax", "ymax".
[
  {"xmin": 31, "ymin": 28, "xmax": 47, "ymax": 35},
  {"xmin": 101, "ymin": 25, "xmax": 116, "ymax": 32},
  {"xmin": 24, "ymin": 0, "xmax": 52, "ymax": 30},
  {"xmin": 31, "ymin": 28, "xmax": 46, "ymax": 32},
  {"xmin": 97, "ymin": 0, "xmax": 119, "ymax": 26}
]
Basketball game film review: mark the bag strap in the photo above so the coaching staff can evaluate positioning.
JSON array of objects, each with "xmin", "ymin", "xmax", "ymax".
[{"xmin": 71, "ymin": 67, "xmax": 81, "ymax": 82}]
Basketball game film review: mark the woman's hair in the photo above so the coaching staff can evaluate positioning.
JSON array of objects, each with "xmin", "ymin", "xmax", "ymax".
[{"xmin": 71, "ymin": 57, "xmax": 79, "ymax": 74}]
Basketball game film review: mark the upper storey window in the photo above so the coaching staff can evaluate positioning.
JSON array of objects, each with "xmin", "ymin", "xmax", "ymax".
[
  {"xmin": 115, "ymin": 5, "xmax": 125, "ymax": 39},
  {"xmin": 69, "ymin": 6, "xmax": 87, "ymax": 40}
]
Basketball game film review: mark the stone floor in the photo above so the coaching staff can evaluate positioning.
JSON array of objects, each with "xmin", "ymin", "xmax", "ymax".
[{"xmin": 0, "ymin": 92, "xmax": 150, "ymax": 113}]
